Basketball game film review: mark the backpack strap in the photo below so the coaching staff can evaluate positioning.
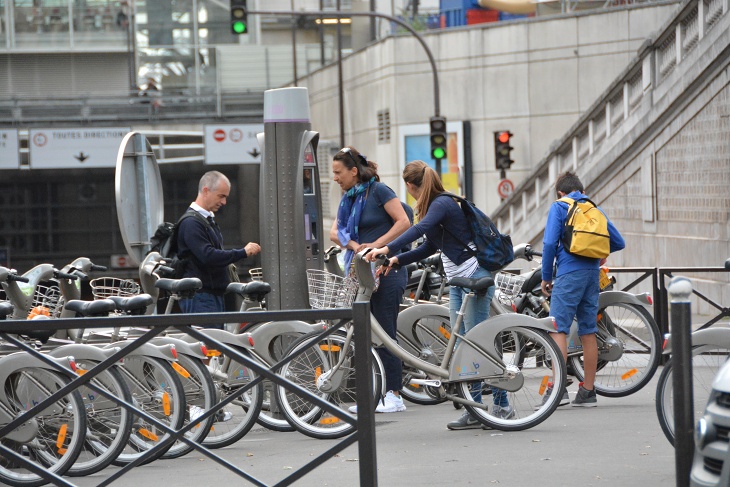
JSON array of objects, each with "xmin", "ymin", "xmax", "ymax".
[{"xmin": 435, "ymin": 192, "xmax": 478, "ymax": 258}]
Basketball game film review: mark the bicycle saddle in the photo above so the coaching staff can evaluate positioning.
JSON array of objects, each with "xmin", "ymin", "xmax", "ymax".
[
  {"xmin": 65, "ymin": 299, "xmax": 117, "ymax": 317},
  {"xmin": 226, "ymin": 281, "xmax": 271, "ymax": 299},
  {"xmin": 0, "ymin": 301, "xmax": 13, "ymax": 319},
  {"xmin": 155, "ymin": 278, "xmax": 202, "ymax": 293},
  {"xmin": 448, "ymin": 276, "xmax": 495, "ymax": 295},
  {"xmin": 108, "ymin": 294, "xmax": 154, "ymax": 315}
]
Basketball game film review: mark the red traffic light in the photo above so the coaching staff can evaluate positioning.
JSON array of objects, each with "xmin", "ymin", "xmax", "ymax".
[{"xmin": 497, "ymin": 131, "xmax": 511, "ymax": 144}]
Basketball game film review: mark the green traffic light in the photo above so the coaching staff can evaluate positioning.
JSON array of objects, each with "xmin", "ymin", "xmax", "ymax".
[
  {"xmin": 233, "ymin": 21, "xmax": 247, "ymax": 34},
  {"xmin": 432, "ymin": 147, "xmax": 446, "ymax": 160}
]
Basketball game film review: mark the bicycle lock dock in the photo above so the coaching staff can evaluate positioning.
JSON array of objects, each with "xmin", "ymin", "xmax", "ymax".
[{"xmin": 0, "ymin": 303, "xmax": 379, "ymax": 487}]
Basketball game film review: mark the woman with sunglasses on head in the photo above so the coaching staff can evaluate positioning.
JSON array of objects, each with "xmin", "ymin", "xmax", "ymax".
[
  {"xmin": 329, "ymin": 146, "xmax": 412, "ymax": 414},
  {"xmin": 367, "ymin": 160, "xmax": 511, "ymax": 430}
]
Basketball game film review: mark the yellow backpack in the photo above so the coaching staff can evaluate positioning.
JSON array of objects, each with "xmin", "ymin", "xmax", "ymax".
[{"xmin": 558, "ymin": 197, "xmax": 610, "ymax": 259}]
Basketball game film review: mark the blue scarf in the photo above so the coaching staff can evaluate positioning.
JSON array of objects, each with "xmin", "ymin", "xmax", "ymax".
[{"xmin": 337, "ymin": 178, "xmax": 375, "ymax": 275}]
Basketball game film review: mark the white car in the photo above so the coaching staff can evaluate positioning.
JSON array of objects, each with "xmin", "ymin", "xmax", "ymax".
[{"xmin": 691, "ymin": 355, "xmax": 730, "ymax": 486}]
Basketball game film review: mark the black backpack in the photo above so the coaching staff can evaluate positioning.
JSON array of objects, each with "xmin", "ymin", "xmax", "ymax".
[
  {"xmin": 149, "ymin": 211, "xmax": 211, "ymax": 278},
  {"xmin": 438, "ymin": 193, "xmax": 514, "ymax": 271}
]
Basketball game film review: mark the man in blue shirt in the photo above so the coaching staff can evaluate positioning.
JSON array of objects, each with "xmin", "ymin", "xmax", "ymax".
[
  {"xmin": 541, "ymin": 172, "xmax": 625, "ymax": 407},
  {"xmin": 177, "ymin": 171, "xmax": 261, "ymax": 318}
]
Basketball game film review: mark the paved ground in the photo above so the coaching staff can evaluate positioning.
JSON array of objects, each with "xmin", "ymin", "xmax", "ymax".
[{"xmin": 72, "ymin": 370, "xmax": 679, "ymax": 487}]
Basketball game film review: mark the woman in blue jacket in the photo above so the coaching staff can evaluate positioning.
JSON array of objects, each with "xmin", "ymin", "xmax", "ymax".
[
  {"xmin": 329, "ymin": 146, "xmax": 411, "ymax": 414},
  {"xmin": 368, "ymin": 160, "xmax": 510, "ymax": 430}
]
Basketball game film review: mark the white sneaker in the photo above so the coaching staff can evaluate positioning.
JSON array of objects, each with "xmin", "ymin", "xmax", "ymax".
[
  {"xmin": 189, "ymin": 405, "xmax": 205, "ymax": 423},
  {"xmin": 348, "ymin": 405, "xmax": 358, "ymax": 414},
  {"xmin": 375, "ymin": 391, "xmax": 406, "ymax": 413}
]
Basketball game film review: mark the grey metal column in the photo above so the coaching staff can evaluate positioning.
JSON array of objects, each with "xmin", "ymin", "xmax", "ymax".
[{"xmin": 260, "ymin": 87, "xmax": 312, "ymax": 310}]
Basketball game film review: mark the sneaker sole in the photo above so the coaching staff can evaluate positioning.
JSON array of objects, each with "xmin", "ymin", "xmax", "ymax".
[
  {"xmin": 447, "ymin": 424, "xmax": 481, "ymax": 430},
  {"xmin": 571, "ymin": 402, "xmax": 597, "ymax": 407}
]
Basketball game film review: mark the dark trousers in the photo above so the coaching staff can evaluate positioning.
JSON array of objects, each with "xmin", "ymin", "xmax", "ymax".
[{"xmin": 370, "ymin": 266, "xmax": 407, "ymax": 393}]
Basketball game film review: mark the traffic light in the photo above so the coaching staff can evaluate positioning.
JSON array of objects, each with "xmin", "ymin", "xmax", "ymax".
[
  {"xmin": 494, "ymin": 131, "xmax": 514, "ymax": 170},
  {"xmin": 230, "ymin": 0, "xmax": 248, "ymax": 35},
  {"xmin": 430, "ymin": 116, "xmax": 447, "ymax": 161}
]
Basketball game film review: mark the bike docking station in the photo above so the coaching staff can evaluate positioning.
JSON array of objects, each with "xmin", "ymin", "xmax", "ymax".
[{"xmin": 0, "ymin": 91, "xmax": 379, "ymax": 486}]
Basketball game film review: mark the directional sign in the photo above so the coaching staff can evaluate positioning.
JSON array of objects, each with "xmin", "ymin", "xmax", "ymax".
[
  {"xmin": 497, "ymin": 178, "xmax": 515, "ymax": 199},
  {"xmin": 0, "ymin": 130, "xmax": 19, "ymax": 169},
  {"xmin": 29, "ymin": 127, "xmax": 130, "ymax": 169},
  {"xmin": 204, "ymin": 124, "xmax": 263, "ymax": 164}
]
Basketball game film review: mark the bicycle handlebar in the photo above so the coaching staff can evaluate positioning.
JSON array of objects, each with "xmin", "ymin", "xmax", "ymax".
[
  {"xmin": 90, "ymin": 264, "xmax": 108, "ymax": 272},
  {"xmin": 55, "ymin": 270, "xmax": 79, "ymax": 280},
  {"xmin": 8, "ymin": 273, "xmax": 29, "ymax": 283},
  {"xmin": 158, "ymin": 265, "xmax": 176, "ymax": 275}
]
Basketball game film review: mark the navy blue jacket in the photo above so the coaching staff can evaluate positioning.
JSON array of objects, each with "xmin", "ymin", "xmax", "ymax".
[
  {"xmin": 176, "ymin": 209, "xmax": 247, "ymax": 293},
  {"xmin": 385, "ymin": 194, "xmax": 473, "ymax": 267}
]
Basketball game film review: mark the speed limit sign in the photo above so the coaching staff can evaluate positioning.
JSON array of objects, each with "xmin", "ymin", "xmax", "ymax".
[{"xmin": 498, "ymin": 179, "xmax": 515, "ymax": 199}]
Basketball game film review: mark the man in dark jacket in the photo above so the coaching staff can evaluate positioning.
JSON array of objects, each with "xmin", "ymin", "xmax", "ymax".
[{"xmin": 177, "ymin": 171, "xmax": 260, "ymax": 318}]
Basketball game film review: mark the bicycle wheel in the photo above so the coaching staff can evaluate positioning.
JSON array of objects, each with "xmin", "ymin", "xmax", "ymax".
[
  {"xmin": 400, "ymin": 314, "xmax": 450, "ymax": 405},
  {"xmin": 112, "ymin": 356, "xmax": 186, "ymax": 466},
  {"xmin": 0, "ymin": 367, "xmax": 86, "ymax": 487},
  {"xmin": 656, "ymin": 344, "xmax": 730, "ymax": 445},
  {"xmin": 255, "ymin": 331, "xmax": 302, "ymax": 433},
  {"xmin": 459, "ymin": 327, "xmax": 567, "ymax": 431},
  {"xmin": 162, "ymin": 354, "xmax": 216, "ymax": 459},
  {"xmin": 202, "ymin": 348, "xmax": 264, "ymax": 449},
  {"xmin": 569, "ymin": 303, "xmax": 660, "ymax": 397},
  {"xmin": 276, "ymin": 330, "xmax": 383, "ymax": 440},
  {"xmin": 66, "ymin": 362, "xmax": 133, "ymax": 477}
]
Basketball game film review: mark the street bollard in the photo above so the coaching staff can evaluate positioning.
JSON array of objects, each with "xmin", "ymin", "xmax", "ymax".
[{"xmin": 668, "ymin": 276, "xmax": 694, "ymax": 487}]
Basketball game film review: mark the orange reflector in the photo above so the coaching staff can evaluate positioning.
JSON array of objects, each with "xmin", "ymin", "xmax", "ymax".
[
  {"xmin": 538, "ymin": 376, "xmax": 549, "ymax": 395},
  {"xmin": 172, "ymin": 362, "xmax": 191, "ymax": 379},
  {"xmin": 315, "ymin": 366, "xmax": 322, "ymax": 383},
  {"xmin": 56, "ymin": 423, "xmax": 68, "ymax": 449},
  {"xmin": 76, "ymin": 368, "xmax": 87, "ymax": 376},
  {"xmin": 621, "ymin": 369, "xmax": 638, "ymax": 380},
  {"xmin": 58, "ymin": 447, "xmax": 67, "ymax": 454},
  {"xmin": 439, "ymin": 326, "xmax": 451, "ymax": 340},
  {"xmin": 596, "ymin": 313, "xmax": 603, "ymax": 323},
  {"xmin": 320, "ymin": 345, "xmax": 341, "ymax": 352},
  {"xmin": 206, "ymin": 350, "xmax": 221, "ymax": 357},
  {"xmin": 162, "ymin": 392, "xmax": 171, "ymax": 416},
  {"xmin": 319, "ymin": 416, "xmax": 341, "ymax": 425},
  {"xmin": 138, "ymin": 428, "xmax": 159, "ymax": 441}
]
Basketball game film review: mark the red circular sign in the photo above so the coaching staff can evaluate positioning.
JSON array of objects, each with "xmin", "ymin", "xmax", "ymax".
[
  {"xmin": 498, "ymin": 179, "xmax": 515, "ymax": 199},
  {"xmin": 213, "ymin": 129, "xmax": 226, "ymax": 142}
]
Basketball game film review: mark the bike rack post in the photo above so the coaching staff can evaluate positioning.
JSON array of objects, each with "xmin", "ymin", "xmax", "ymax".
[
  {"xmin": 668, "ymin": 276, "xmax": 694, "ymax": 487},
  {"xmin": 353, "ymin": 301, "xmax": 378, "ymax": 487}
]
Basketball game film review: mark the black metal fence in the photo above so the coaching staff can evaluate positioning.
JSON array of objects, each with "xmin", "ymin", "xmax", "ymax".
[
  {"xmin": 608, "ymin": 266, "xmax": 730, "ymax": 336},
  {"xmin": 0, "ymin": 303, "xmax": 378, "ymax": 487}
]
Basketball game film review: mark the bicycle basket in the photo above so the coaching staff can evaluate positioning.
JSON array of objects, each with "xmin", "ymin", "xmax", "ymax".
[
  {"xmin": 30, "ymin": 284, "xmax": 63, "ymax": 318},
  {"xmin": 249, "ymin": 268, "xmax": 263, "ymax": 282},
  {"xmin": 306, "ymin": 269, "xmax": 358, "ymax": 309},
  {"xmin": 90, "ymin": 277, "xmax": 141, "ymax": 299},
  {"xmin": 494, "ymin": 272, "xmax": 526, "ymax": 304}
]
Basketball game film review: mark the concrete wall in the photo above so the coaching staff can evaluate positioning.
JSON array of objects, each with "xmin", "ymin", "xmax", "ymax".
[{"xmin": 297, "ymin": 2, "xmax": 680, "ymax": 214}]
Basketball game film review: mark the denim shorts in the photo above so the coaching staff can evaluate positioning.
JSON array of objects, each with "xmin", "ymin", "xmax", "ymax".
[{"xmin": 549, "ymin": 268, "xmax": 600, "ymax": 336}]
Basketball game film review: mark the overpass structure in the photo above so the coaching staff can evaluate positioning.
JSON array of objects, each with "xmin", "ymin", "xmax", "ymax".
[{"xmin": 491, "ymin": 0, "xmax": 730, "ymax": 310}]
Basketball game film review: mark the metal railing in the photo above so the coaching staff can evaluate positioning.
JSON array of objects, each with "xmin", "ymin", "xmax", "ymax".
[{"xmin": 0, "ymin": 303, "xmax": 379, "ymax": 487}]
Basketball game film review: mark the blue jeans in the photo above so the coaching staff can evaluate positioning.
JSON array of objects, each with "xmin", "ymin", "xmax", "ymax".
[
  {"xmin": 180, "ymin": 292, "xmax": 225, "ymax": 329},
  {"xmin": 371, "ymin": 266, "xmax": 408, "ymax": 393},
  {"xmin": 449, "ymin": 266, "xmax": 507, "ymax": 407}
]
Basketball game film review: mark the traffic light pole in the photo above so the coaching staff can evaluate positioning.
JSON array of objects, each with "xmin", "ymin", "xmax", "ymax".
[{"xmin": 248, "ymin": 9, "xmax": 441, "ymax": 118}]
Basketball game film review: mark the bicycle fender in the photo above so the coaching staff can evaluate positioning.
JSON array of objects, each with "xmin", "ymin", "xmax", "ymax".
[
  {"xmin": 662, "ymin": 328, "xmax": 730, "ymax": 355},
  {"xmin": 247, "ymin": 320, "xmax": 322, "ymax": 364},
  {"xmin": 47, "ymin": 343, "xmax": 116, "ymax": 362},
  {"xmin": 599, "ymin": 290, "xmax": 651, "ymax": 308},
  {"xmin": 103, "ymin": 341, "xmax": 176, "ymax": 361},
  {"xmin": 448, "ymin": 315, "xmax": 556, "ymax": 382},
  {"xmin": 0, "ymin": 353, "xmax": 74, "ymax": 409},
  {"xmin": 396, "ymin": 303, "xmax": 449, "ymax": 345},
  {"xmin": 151, "ymin": 336, "xmax": 207, "ymax": 359}
]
